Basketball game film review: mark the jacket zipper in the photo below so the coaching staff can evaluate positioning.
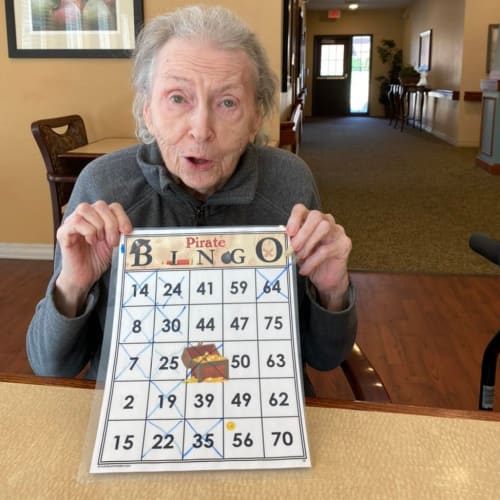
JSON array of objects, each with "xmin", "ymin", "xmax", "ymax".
[{"xmin": 195, "ymin": 205, "xmax": 207, "ymax": 226}]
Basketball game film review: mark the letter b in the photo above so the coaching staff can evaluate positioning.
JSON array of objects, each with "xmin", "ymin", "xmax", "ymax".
[{"xmin": 129, "ymin": 239, "xmax": 153, "ymax": 267}]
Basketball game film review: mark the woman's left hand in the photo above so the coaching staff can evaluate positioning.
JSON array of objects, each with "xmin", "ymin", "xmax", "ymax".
[{"xmin": 286, "ymin": 203, "xmax": 352, "ymax": 311}]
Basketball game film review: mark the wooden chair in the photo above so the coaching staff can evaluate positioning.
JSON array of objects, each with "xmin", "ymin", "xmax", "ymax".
[
  {"xmin": 306, "ymin": 342, "xmax": 391, "ymax": 403},
  {"xmin": 31, "ymin": 115, "xmax": 89, "ymax": 246},
  {"xmin": 341, "ymin": 343, "xmax": 391, "ymax": 402},
  {"xmin": 279, "ymin": 102, "xmax": 303, "ymax": 154}
]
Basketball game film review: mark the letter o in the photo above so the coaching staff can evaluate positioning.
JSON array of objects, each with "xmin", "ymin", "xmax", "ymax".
[{"xmin": 255, "ymin": 237, "xmax": 283, "ymax": 263}]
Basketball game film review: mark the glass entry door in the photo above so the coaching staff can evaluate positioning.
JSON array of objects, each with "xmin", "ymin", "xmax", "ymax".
[{"xmin": 312, "ymin": 35, "xmax": 371, "ymax": 116}]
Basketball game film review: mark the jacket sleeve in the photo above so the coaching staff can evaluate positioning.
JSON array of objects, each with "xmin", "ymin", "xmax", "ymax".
[
  {"xmin": 26, "ymin": 159, "xmax": 111, "ymax": 377},
  {"xmin": 300, "ymin": 278, "xmax": 357, "ymax": 371},
  {"xmin": 26, "ymin": 268, "xmax": 102, "ymax": 377}
]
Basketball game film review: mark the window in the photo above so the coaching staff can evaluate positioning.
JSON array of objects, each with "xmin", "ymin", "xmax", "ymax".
[
  {"xmin": 350, "ymin": 35, "xmax": 371, "ymax": 113},
  {"xmin": 320, "ymin": 43, "xmax": 345, "ymax": 77}
]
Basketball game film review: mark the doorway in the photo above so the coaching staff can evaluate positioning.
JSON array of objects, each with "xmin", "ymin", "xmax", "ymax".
[{"xmin": 312, "ymin": 34, "xmax": 371, "ymax": 116}]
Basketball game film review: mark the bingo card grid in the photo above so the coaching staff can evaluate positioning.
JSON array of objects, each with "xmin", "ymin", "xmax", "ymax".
[{"xmin": 90, "ymin": 227, "xmax": 310, "ymax": 473}]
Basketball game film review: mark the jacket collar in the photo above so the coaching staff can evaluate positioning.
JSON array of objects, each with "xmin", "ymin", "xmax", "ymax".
[{"xmin": 137, "ymin": 141, "xmax": 259, "ymax": 206}]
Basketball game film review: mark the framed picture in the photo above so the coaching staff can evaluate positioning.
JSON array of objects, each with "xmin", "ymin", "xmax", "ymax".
[
  {"xmin": 281, "ymin": 0, "xmax": 291, "ymax": 92},
  {"xmin": 418, "ymin": 29, "xmax": 432, "ymax": 72},
  {"xmin": 486, "ymin": 24, "xmax": 499, "ymax": 74},
  {"xmin": 5, "ymin": 0, "xmax": 144, "ymax": 58}
]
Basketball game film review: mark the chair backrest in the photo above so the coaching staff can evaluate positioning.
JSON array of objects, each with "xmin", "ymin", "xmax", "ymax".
[
  {"xmin": 341, "ymin": 343, "xmax": 391, "ymax": 402},
  {"xmin": 305, "ymin": 342, "xmax": 391, "ymax": 403},
  {"xmin": 31, "ymin": 115, "xmax": 88, "ymax": 244}
]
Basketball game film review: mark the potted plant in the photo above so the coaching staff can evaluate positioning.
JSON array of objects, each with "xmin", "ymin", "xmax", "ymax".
[
  {"xmin": 399, "ymin": 65, "xmax": 420, "ymax": 85},
  {"xmin": 375, "ymin": 39, "xmax": 403, "ymax": 115}
]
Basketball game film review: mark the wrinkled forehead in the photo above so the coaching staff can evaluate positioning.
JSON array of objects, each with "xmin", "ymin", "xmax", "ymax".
[{"xmin": 152, "ymin": 36, "xmax": 258, "ymax": 88}]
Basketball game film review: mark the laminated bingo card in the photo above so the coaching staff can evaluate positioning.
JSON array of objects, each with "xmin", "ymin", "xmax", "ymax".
[{"xmin": 90, "ymin": 226, "xmax": 310, "ymax": 473}]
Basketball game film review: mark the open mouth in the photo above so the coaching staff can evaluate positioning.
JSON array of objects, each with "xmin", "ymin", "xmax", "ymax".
[
  {"xmin": 186, "ymin": 156, "xmax": 212, "ymax": 168},
  {"xmin": 189, "ymin": 157, "xmax": 208, "ymax": 164}
]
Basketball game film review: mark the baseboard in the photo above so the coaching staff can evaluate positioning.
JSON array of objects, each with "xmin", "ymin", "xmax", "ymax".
[
  {"xmin": 422, "ymin": 125, "xmax": 479, "ymax": 148},
  {"xmin": 423, "ymin": 126, "xmax": 457, "ymax": 145},
  {"xmin": 456, "ymin": 139, "xmax": 480, "ymax": 148},
  {"xmin": 476, "ymin": 157, "xmax": 500, "ymax": 175},
  {"xmin": 0, "ymin": 243, "xmax": 53, "ymax": 260}
]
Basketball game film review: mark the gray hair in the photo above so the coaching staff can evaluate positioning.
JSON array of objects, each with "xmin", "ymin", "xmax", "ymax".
[{"xmin": 132, "ymin": 5, "xmax": 278, "ymax": 144}]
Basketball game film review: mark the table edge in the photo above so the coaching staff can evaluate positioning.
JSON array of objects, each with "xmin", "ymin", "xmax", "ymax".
[{"xmin": 2, "ymin": 372, "xmax": 499, "ymax": 421}]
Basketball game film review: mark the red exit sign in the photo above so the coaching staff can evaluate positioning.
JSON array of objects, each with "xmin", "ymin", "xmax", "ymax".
[{"xmin": 328, "ymin": 9, "xmax": 341, "ymax": 19}]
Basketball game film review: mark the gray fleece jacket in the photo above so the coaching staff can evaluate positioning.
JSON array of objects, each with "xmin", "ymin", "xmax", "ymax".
[{"xmin": 26, "ymin": 142, "xmax": 356, "ymax": 385}]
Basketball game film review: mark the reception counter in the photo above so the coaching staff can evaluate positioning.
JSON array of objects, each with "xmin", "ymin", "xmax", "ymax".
[{"xmin": 1, "ymin": 374, "xmax": 499, "ymax": 499}]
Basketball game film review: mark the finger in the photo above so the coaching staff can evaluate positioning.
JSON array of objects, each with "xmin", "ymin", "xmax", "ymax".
[
  {"xmin": 297, "ymin": 240, "xmax": 334, "ymax": 276},
  {"xmin": 296, "ymin": 215, "xmax": 334, "ymax": 260},
  {"xmin": 298, "ymin": 230, "xmax": 351, "ymax": 276},
  {"xmin": 286, "ymin": 203, "xmax": 308, "ymax": 238},
  {"xmin": 290, "ymin": 210, "xmax": 330, "ymax": 256},
  {"xmin": 57, "ymin": 213, "xmax": 102, "ymax": 247},
  {"xmin": 93, "ymin": 201, "xmax": 125, "ymax": 247},
  {"xmin": 58, "ymin": 202, "xmax": 107, "ymax": 246},
  {"xmin": 109, "ymin": 202, "xmax": 133, "ymax": 235}
]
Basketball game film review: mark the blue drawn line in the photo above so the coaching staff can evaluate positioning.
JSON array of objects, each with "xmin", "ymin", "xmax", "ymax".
[
  {"xmin": 115, "ymin": 343, "xmax": 152, "ymax": 380},
  {"xmin": 156, "ymin": 275, "xmax": 186, "ymax": 306},
  {"xmin": 150, "ymin": 344, "xmax": 186, "ymax": 380},
  {"xmin": 122, "ymin": 307, "xmax": 155, "ymax": 343},
  {"xmin": 182, "ymin": 418, "xmax": 224, "ymax": 459},
  {"xmin": 256, "ymin": 263, "xmax": 291, "ymax": 301},
  {"xmin": 147, "ymin": 380, "xmax": 186, "ymax": 420},
  {"xmin": 179, "ymin": 342, "xmax": 226, "ymax": 382},
  {"xmin": 142, "ymin": 419, "xmax": 184, "ymax": 459},
  {"xmin": 123, "ymin": 271, "xmax": 157, "ymax": 306},
  {"xmin": 154, "ymin": 304, "xmax": 187, "ymax": 338}
]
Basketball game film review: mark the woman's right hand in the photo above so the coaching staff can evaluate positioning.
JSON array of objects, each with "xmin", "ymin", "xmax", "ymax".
[{"xmin": 54, "ymin": 201, "xmax": 133, "ymax": 317}]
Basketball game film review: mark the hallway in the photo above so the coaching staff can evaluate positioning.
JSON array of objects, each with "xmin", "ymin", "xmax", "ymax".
[{"xmin": 299, "ymin": 116, "xmax": 500, "ymax": 274}]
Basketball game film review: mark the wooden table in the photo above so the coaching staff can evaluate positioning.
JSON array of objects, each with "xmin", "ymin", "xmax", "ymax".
[
  {"xmin": 388, "ymin": 84, "xmax": 429, "ymax": 131},
  {"xmin": 56, "ymin": 137, "xmax": 140, "ymax": 178},
  {"xmin": 2, "ymin": 373, "xmax": 500, "ymax": 499},
  {"xmin": 58, "ymin": 137, "xmax": 139, "ymax": 161}
]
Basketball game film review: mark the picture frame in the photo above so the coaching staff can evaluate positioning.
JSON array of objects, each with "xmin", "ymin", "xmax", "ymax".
[
  {"xmin": 486, "ymin": 24, "xmax": 499, "ymax": 74},
  {"xmin": 281, "ymin": 0, "xmax": 291, "ymax": 92},
  {"xmin": 5, "ymin": 0, "xmax": 144, "ymax": 58},
  {"xmin": 418, "ymin": 29, "xmax": 432, "ymax": 72}
]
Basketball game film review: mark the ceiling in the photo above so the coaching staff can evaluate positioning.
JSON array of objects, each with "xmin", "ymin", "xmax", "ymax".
[{"xmin": 305, "ymin": 0, "xmax": 414, "ymax": 10}]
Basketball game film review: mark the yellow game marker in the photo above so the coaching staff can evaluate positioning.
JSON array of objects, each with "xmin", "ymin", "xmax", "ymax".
[{"xmin": 226, "ymin": 421, "xmax": 236, "ymax": 431}]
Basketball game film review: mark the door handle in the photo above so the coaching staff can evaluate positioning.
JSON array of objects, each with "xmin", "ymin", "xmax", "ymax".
[{"xmin": 316, "ymin": 74, "xmax": 349, "ymax": 81}]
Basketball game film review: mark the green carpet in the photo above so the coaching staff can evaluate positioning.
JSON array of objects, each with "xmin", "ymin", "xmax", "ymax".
[{"xmin": 299, "ymin": 117, "xmax": 500, "ymax": 275}]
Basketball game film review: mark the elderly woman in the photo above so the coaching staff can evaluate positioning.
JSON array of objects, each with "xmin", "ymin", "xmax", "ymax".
[{"xmin": 27, "ymin": 6, "xmax": 356, "ymax": 395}]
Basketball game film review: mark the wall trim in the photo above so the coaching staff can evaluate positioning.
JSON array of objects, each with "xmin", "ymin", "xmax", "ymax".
[
  {"xmin": 422, "ymin": 124, "xmax": 478, "ymax": 148},
  {"xmin": 456, "ymin": 139, "xmax": 480, "ymax": 148},
  {"xmin": 0, "ymin": 243, "xmax": 53, "ymax": 260},
  {"xmin": 422, "ymin": 125, "xmax": 457, "ymax": 146}
]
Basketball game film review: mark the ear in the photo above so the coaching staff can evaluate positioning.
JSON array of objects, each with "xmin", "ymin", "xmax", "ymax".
[
  {"xmin": 249, "ymin": 109, "xmax": 263, "ymax": 143},
  {"xmin": 143, "ymin": 101, "xmax": 154, "ymax": 134}
]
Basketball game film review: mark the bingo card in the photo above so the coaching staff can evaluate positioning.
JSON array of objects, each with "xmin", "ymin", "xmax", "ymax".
[{"xmin": 90, "ymin": 226, "xmax": 310, "ymax": 473}]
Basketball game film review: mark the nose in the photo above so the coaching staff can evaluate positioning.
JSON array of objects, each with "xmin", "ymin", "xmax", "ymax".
[{"xmin": 189, "ymin": 103, "xmax": 215, "ymax": 143}]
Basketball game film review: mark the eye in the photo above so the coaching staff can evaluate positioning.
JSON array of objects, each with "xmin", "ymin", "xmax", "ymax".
[
  {"xmin": 221, "ymin": 98, "xmax": 236, "ymax": 109},
  {"xmin": 169, "ymin": 94, "xmax": 185, "ymax": 104}
]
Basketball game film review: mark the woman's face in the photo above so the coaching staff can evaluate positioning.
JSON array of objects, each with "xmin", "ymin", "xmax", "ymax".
[{"xmin": 143, "ymin": 37, "xmax": 262, "ymax": 200}]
